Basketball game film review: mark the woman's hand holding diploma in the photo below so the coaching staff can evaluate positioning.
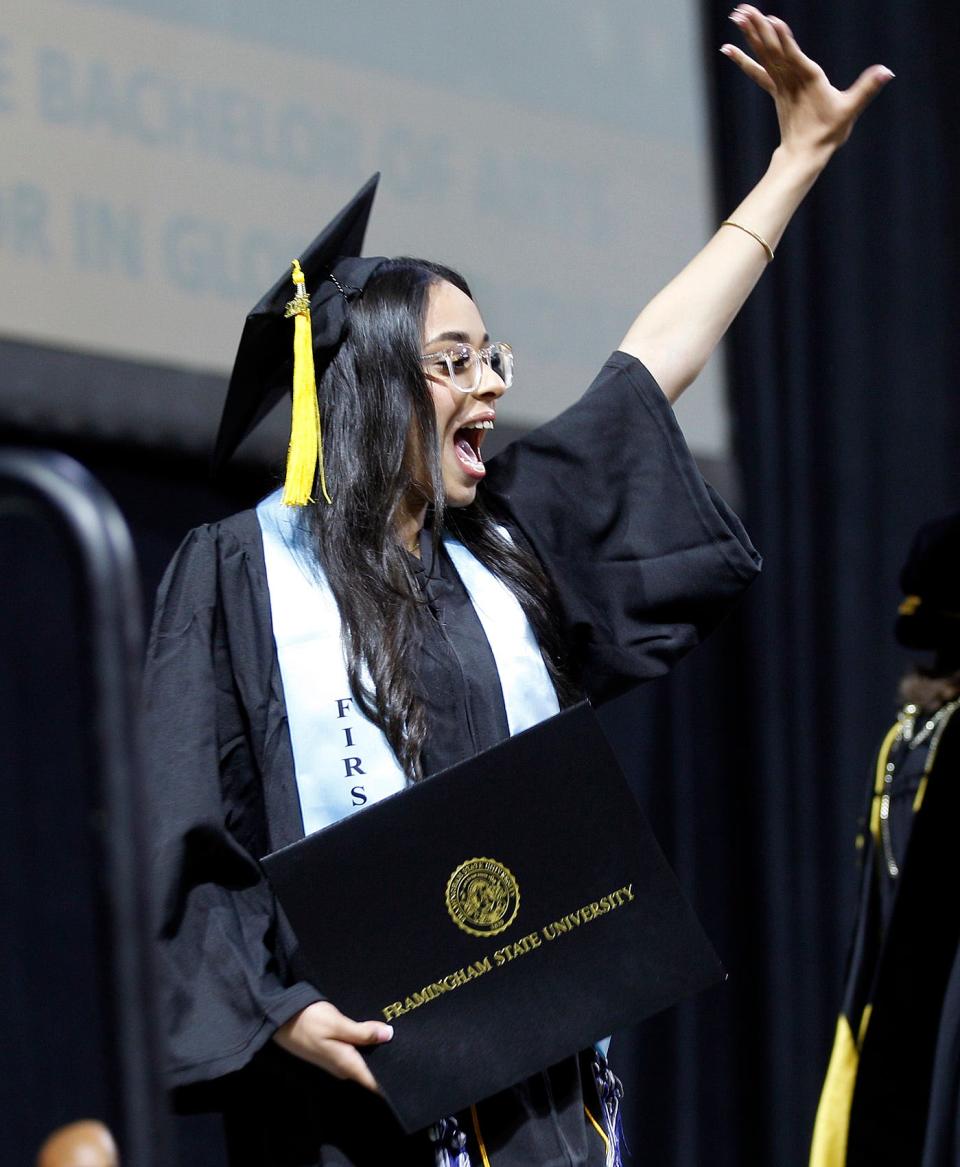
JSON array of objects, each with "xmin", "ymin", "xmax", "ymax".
[{"xmin": 274, "ymin": 1001, "xmax": 393, "ymax": 1094}]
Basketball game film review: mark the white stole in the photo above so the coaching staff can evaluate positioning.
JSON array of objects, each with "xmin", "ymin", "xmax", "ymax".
[{"xmin": 257, "ymin": 492, "xmax": 559, "ymax": 836}]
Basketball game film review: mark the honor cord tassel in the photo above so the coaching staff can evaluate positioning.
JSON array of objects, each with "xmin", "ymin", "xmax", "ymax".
[
  {"xmin": 429, "ymin": 1117, "xmax": 472, "ymax": 1167},
  {"xmin": 591, "ymin": 1052, "xmax": 626, "ymax": 1167}
]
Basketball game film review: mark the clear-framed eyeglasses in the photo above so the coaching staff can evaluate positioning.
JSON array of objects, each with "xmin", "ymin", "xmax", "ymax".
[{"xmin": 420, "ymin": 341, "xmax": 514, "ymax": 393}]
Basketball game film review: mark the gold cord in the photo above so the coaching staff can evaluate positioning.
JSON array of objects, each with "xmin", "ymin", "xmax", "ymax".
[
  {"xmin": 870, "ymin": 699, "xmax": 960, "ymax": 876},
  {"xmin": 869, "ymin": 721, "xmax": 902, "ymax": 847},
  {"xmin": 469, "ymin": 1105, "xmax": 491, "ymax": 1167},
  {"xmin": 584, "ymin": 1104, "xmax": 613, "ymax": 1165}
]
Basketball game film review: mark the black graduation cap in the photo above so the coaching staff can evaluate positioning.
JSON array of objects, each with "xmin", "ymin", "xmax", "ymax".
[
  {"xmin": 896, "ymin": 510, "xmax": 960, "ymax": 656},
  {"xmin": 212, "ymin": 174, "xmax": 388, "ymax": 495}
]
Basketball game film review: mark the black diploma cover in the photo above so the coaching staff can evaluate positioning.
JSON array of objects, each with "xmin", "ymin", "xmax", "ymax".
[{"xmin": 261, "ymin": 702, "xmax": 723, "ymax": 1133}]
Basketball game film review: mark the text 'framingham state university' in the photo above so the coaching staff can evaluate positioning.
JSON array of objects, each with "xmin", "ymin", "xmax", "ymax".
[{"xmin": 381, "ymin": 883, "xmax": 635, "ymax": 1023}]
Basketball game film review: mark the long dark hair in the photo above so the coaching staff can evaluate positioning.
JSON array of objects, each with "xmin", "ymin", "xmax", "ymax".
[{"xmin": 305, "ymin": 257, "xmax": 577, "ymax": 779}]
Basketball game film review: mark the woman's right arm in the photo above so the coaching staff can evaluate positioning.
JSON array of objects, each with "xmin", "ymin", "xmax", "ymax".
[{"xmin": 618, "ymin": 6, "xmax": 893, "ymax": 403}]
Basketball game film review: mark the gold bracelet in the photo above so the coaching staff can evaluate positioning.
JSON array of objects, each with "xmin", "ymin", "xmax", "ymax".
[{"xmin": 720, "ymin": 219, "xmax": 775, "ymax": 262}]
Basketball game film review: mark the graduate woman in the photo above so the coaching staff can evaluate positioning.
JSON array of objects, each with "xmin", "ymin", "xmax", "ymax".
[{"xmin": 145, "ymin": 10, "xmax": 892, "ymax": 1166}]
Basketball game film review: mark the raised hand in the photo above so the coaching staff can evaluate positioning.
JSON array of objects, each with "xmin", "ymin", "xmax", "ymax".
[
  {"xmin": 721, "ymin": 6, "xmax": 894, "ymax": 156},
  {"xmin": 619, "ymin": 6, "xmax": 891, "ymax": 400}
]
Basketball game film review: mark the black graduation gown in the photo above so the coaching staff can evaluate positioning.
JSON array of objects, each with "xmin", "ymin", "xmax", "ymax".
[
  {"xmin": 810, "ymin": 706, "xmax": 960, "ymax": 1165},
  {"xmin": 144, "ymin": 352, "xmax": 760, "ymax": 1166}
]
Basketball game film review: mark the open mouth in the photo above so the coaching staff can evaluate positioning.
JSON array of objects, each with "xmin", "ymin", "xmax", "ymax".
[{"xmin": 453, "ymin": 420, "xmax": 493, "ymax": 480}]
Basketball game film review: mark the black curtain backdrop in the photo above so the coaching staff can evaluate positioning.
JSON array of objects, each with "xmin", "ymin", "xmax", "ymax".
[
  {"xmin": 611, "ymin": 2, "xmax": 960, "ymax": 1164},
  {"xmin": 3, "ymin": 4, "xmax": 960, "ymax": 1164}
]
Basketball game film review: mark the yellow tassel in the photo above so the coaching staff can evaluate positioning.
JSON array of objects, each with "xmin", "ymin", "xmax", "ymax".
[{"xmin": 282, "ymin": 259, "xmax": 331, "ymax": 505}]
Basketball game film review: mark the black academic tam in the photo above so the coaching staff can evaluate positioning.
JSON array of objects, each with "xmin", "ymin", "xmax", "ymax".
[{"xmin": 213, "ymin": 174, "xmax": 387, "ymax": 472}]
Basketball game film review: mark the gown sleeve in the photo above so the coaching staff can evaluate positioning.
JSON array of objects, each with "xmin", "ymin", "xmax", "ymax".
[
  {"xmin": 143, "ymin": 522, "xmax": 322, "ymax": 1088},
  {"xmin": 483, "ymin": 350, "xmax": 761, "ymax": 700}
]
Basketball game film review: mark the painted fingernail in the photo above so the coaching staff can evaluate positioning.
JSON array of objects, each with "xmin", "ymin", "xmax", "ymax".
[{"xmin": 378, "ymin": 1024, "xmax": 394, "ymax": 1041}]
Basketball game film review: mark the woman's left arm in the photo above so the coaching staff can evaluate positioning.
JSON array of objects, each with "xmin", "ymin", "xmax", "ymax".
[{"xmin": 620, "ymin": 5, "xmax": 893, "ymax": 402}]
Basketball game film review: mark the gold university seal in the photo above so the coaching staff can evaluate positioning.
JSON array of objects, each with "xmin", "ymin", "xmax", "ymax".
[{"xmin": 445, "ymin": 857, "xmax": 520, "ymax": 937}]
